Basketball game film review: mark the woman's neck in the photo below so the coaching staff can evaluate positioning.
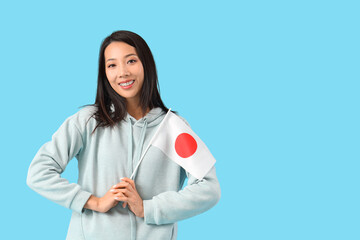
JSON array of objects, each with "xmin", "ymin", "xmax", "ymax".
[{"xmin": 126, "ymin": 100, "xmax": 149, "ymax": 120}]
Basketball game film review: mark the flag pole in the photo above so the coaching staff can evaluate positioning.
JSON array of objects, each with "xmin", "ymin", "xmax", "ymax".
[{"xmin": 130, "ymin": 108, "xmax": 172, "ymax": 179}]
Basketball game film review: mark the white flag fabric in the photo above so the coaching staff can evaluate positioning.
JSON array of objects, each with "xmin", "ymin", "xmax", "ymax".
[{"xmin": 149, "ymin": 110, "xmax": 216, "ymax": 179}]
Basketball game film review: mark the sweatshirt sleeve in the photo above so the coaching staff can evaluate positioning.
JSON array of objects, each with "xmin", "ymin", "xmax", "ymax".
[
  {"xmin": 143, "ymin": 165, "xmax": 221, "ymax": 225},
  {"xmin": 26, "ymin": 115, "xmax": 92, "ymax": 214}
]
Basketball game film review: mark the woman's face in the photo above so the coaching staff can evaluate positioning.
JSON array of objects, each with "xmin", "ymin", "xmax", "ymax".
[{"xmin": 104, "ymin": 41, "xmax": 144, "ymax": 103}]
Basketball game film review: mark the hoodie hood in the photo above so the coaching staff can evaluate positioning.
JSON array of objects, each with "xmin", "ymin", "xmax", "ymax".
[{"xmin": 110, "ymin": 103, "xmax": 165, "ymax": 128}]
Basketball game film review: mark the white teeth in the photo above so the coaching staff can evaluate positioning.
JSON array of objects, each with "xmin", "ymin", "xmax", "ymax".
[{"xmin": 119, "ymin": 80, "xmax": 134, "ymax": 87}]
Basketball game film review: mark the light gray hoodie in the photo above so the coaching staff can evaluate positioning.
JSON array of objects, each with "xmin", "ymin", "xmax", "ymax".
[{"xmin": 27, "ymin": 105, "xmax": 221, "ymax": 240}]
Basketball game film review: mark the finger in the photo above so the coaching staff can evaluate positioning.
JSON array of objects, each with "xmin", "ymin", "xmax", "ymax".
[
  {"xmin": 113, "ymin": 188, "xmax": 133, "ymax": 198},
  {"xmin": 120, "ymin": 177, "xmax": 136, "ymax": 190},
  {"xmin": 109, "ymin": 188, "xmax": 119, "ymax": 193},
  {"xmin": 114, "ymin": 195, "xmax": 127, "ymax": 202},
  {"xmin": 112, "ymin": 181, "xmax": 133, "ymax": 191},
  {"xmin": 112, "ymin": 181, "xmax": 127, "ymax": 189},
  {"xmin": 110, "ymin": 188, "xmax": 124, "ymax": 193},
  {"xmin": 111, "ymin": 178, "xmax": 133, "ymax": 188}
]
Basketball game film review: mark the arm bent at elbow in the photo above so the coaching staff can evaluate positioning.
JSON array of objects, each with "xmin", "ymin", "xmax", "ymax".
[
  {"xmin": 26, "ymin": 116, "xmax": 92, "ymax": 214},
  {"xmin": 143, "ymin": 166, "xmax": 221, "ymax": 225}
]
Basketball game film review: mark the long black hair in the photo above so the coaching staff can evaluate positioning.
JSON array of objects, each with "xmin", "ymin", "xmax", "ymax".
[{"xmin": 82, "ymin": 30, "xmax": 169, "ymax": 134}]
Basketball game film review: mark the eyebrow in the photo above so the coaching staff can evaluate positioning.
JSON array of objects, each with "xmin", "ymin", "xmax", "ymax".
[{"xmin": 106, "ymin": 53, "xmax": 137, "ymax": 62}]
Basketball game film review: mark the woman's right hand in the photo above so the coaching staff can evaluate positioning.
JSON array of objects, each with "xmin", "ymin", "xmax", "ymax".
[{"xmin": 84, "ymin": 187, "xmax": 121, "ymax": 213}]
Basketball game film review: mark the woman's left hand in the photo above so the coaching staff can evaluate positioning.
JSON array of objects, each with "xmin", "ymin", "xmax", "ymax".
[{"xmin": 111, "ymin": 177, "xmax": 144, "ymax": 218}]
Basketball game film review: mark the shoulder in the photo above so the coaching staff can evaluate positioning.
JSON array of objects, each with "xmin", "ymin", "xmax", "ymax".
[
  {"xmin": 65, "ymin": 105, "xmax": 98, "ymax": 130},
  {"xmin": 68, "ymin": 104, "xmax": 97, "ymax": 120}
]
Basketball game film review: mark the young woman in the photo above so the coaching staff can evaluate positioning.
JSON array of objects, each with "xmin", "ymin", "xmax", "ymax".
[{"xmin": 27, "ymin": 30, "xmax": 221, "ymax": 240}]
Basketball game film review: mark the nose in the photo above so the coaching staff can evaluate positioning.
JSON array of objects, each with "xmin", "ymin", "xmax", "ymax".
[{"xmin": 118, "ymin": 63, "xmax": 130, "ymax": 78}]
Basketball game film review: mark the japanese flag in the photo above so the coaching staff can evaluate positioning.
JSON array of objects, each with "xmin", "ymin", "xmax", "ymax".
[{"xmin": 149, "ymin": 109, "xmax": 216, "ymax": 179}]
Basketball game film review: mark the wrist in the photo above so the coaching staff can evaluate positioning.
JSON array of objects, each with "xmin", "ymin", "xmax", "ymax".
[
  {"xmin": 84, "ymin": 195, "xmax": 100, "ymax": 212},
  {"xmin": 139, "ymin": 201, "xmax": 144, "ymax": 218}
]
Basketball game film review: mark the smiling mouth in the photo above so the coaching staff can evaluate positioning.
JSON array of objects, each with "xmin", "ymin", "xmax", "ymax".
[{"xmin": 119, "ymin": 80, "xmax": 135, "ymax": 87}]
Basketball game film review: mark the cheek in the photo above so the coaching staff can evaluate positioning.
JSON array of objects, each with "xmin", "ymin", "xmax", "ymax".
[
  {"xmin": 137, "ymin": 66, "xmax": 145, "ymax": 81},
  {"xmin": 105, "ymin": 70, "xmax": 116, "ymax": 82}
]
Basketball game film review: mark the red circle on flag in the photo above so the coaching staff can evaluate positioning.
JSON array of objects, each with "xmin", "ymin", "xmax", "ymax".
[{"xmin": 175, "ymin": 133, "xmax": 197, "ymax": 158}]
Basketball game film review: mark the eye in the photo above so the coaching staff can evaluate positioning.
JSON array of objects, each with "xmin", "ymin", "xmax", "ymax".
[
  {"xmin": 107, "ymin": 64, "xmax": 116, "ymax": 68},
  {"xmin": 127, "ymin": 59, "xmax": 137, "ymax": 64}
]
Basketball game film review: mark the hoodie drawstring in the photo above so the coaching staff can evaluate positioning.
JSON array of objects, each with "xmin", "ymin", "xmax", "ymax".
[
  {"xmin": 127, "ymin": 120, "xmax": 133, "ymax": 175},
  {"xmin": 127, "ymin": 117, "xmax": 148, "ymax": 240},
  {"xmin": 132, "ymin": 118, "xmax": 147, "ymax": 180}
]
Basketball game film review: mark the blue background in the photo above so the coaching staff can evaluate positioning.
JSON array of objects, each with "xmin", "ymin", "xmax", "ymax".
[{"xmin": 1, "ymin": 0, "xmax": 359, "ymax": 239}]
